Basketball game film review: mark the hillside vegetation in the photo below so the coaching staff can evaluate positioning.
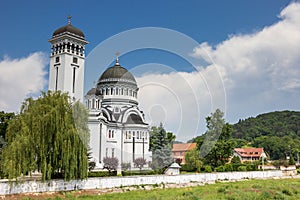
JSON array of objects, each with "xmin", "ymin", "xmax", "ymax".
[{"xmin": 232, "ymin": 110, "xmax": 300, "ymax": 160}]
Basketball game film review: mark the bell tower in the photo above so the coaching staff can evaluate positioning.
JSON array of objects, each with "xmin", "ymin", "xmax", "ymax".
[{"xmin": 48, "ymin": 16, "xmax": 88, "ymax": 102}]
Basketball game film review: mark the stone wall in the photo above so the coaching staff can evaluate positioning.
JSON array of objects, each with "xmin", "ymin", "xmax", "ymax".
[{"xmin": 0, "ymin": 170, "xmax": 282, "ymax": 195}]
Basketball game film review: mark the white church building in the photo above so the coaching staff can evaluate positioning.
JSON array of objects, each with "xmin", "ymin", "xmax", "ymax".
[{"xmin": 48, "ymin": 18, "xmax": 151, "ymax": 170}]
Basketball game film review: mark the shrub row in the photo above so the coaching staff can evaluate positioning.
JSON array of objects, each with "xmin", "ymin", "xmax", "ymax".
[
  {"xmin": 88, "ymin": 171, "xmax": 117, "ymax": 177},
  {"xmin": 215, "ymin": 163, "xmax": 259, "ymax": 172},
  {"xmin": 181, "ymin": 163, "xmax": 260, "ymax": 173},
  {"xmin": 122, "ymin": 169, "xmax": 162, "ymax": 176},
  {"xmin": 180, "ymin": 164, "xmax": 197, "ymax": 172}
]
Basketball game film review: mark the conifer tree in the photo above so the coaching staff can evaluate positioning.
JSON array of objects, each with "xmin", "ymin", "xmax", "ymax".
[{"xmin": 150, "ymin": 123, "xmax": 174, "ymax": 169}]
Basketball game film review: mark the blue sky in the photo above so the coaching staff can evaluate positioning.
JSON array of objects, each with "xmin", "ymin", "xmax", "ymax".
[
  {"xmin": 1, "ymin": 0, "xmax": 299, "ymax": 141},
  {"xmin": 1, "ymin": 0, "xmax": 289, "ymax": 58}
]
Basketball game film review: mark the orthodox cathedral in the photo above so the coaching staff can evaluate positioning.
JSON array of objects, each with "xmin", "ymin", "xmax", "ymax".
[{"xmin": 48, "ymin": 18, "xmax": 151, "ymax": 169}]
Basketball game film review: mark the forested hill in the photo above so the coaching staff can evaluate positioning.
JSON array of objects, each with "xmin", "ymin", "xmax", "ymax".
[
  {"xmin": 232, "ymin": 110, "xmax": 300, "ymax": 160},
  {"xmin": 232, "ymin": 110, "xmax": 300, "ymax": 140}
]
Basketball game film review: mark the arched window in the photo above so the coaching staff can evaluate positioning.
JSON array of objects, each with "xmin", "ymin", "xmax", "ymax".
[{"xmin": 86, "ymin": 100, "xmax": 89, "ymax": 108}]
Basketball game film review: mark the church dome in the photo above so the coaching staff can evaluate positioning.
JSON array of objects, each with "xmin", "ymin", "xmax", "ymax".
[
  {"xmin": 95, "ymin": 58, "xmax": 139, "ymax": 101},
  {"xmin": 52, "ymin": 24, "xmax": 85, "ymax": 38},
  {"xmin": 97, "ymin": 61, "xmax": 137, "ymax": 85}
]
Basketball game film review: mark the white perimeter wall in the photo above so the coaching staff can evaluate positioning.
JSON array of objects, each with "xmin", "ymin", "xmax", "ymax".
[{"xmin": 0, "ymin": 171, "xmax": 282, "ymax": 195}]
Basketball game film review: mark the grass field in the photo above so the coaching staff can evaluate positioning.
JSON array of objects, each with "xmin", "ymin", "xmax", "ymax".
[{"xmin": 19, "ymin": 178, "xmax": 300, "ymax": 200}]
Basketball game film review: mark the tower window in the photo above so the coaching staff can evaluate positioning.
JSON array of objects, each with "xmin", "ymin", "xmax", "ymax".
[
  {"xmin": 72, "ymin": 67, "xmax": 76, "ymax": 93},
  {"xmin": 55, "ymin": 57, "xmax": 60, "ymax": 63},
  {"xmin": 73, "ymin": 57, "xmax": 78, "ymax": 64},
  {"xmin": 112, "ymin": 148, "xmax": 115, "ymax": 157}
]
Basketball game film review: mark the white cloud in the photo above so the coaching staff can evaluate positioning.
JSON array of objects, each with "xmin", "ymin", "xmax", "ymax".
[
  {"xmin": 192, "ymin": 2, "xmax": 300, "ymax": 120},
  {"xmin": 135, "ymin": 63, "xmax": 225, "ymax": 142},
  {"xmin": 136, "ymin": 2, "xmax": 300, "ymax": 141},
  {"xmin": 0, "ymin": 52, "xmax": 48, "ymax": 112}
]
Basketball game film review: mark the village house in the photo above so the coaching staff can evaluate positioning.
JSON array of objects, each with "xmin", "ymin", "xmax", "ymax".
[
  {"xmin": 171, "ymin": 143, "xmax": 197, "ymax": 164},
  {"xmin": 233, "ymin": 147, "xmax": 267, "ymax": 163}
]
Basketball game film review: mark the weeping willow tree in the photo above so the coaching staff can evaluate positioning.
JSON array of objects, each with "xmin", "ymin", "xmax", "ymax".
[{"xmin": 1, "ymin": 91, "xmax": 89, "ymax": 181}]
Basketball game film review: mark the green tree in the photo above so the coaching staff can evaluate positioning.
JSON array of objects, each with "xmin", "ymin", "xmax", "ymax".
[
  {"xmin": 185, "ymin": 148, "xmax": 201, "ymax": 171},
  {"xmin": 0, "ymin": 111, "xmax": 15, "ymax": 149},
  {"xmin": 1, "ymin": 91, "xmax": 89, "ymax": 181},
  {"xmin": 199, "ymin": 109, "xmax": 235, "ymax": 168},
  {"xmin": 150, "ymin": 123, "xmax": 175, "ymax": 169},
  {"xmin": 289, "ymin": 156, "xmax": 295, "ymax": 165},
  {"xmin": 231, "ymin": 156, "xmax": 241, "ymax": 164}
]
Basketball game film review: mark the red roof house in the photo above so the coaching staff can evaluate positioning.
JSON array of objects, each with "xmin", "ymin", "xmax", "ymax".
[
  {"xmin": 233, "ymin": 148, "xmax": 267, "ymax": 163},
  {"xmin": 171, "ymin": 143, "xmax": 197, "ymax": 164}
]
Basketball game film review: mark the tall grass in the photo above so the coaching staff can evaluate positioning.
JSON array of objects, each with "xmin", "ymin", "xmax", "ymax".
[{"xmin": 30, "ymin": 178, "xmax": 300, "ymax": 200}]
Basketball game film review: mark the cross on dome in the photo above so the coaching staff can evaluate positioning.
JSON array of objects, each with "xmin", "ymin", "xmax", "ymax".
[
  {"xmin": 67, "ymin": 15, "xmax": 72, "ymax": 25},
  {"xmin": 115, "ymin": 51, "xmax": 120, "ymax": 66}
]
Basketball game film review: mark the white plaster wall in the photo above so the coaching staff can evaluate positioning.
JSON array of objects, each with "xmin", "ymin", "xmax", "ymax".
[
  {"xmin": 48, "ymin": 53, "xmax": 85, "ymax": 102},
  {"xmin": 0, "ymin": 171, "xmax": 282, "ymax": 195},
  {"xmin": 88, "ymin": 120, "xmax": 100, "ymax": 165}
]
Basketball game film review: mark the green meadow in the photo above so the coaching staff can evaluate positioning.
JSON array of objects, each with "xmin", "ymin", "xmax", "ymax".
[{"xmin": 24, "ymin": 178, "xmax": 300, "ymax": 200}]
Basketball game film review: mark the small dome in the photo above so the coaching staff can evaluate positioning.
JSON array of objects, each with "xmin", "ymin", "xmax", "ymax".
[
  {"xmin": 98, "ymin": 62, "xmax": 136, "ymax": 85},
  {"xmin": 86, "ymin": 87, "xmax": 101, "ymax": 96},
  {"xmin": 52, "ymin": 24, "xmax": 85, "ymax": 38}
]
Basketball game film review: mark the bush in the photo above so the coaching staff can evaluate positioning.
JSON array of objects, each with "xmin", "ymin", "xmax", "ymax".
[
  {"xmin": 180, "ymin": 164, "xmax": 197, "ymax": 172},
  {"xmin": 103, "ymin": 157, "xmax": 119, "ymax": 172},
  {"xmin": 273, "ymin": 160, "xmax": 289, "ymax": 168},
  {"xmin": 231, "ymin": 156, "xmax": 241, "ymax": 164},
  {"xmin": 215, "ymin": 165, "xmax": 225, "ymax": 172},
  {"xmin": 297, "ymin": 168, "xmax": 300, "ymax": 174},
  {"xmin": 289, "ymin": 156, "xmax": 295, "ymax": 165},
  {"xmin": 204, "ymin": 165, "xmax": 212, "ymax": 173},
  {"xmin": 237, "ymin": 166, "xmax": 247, "ymax": 171},
  {"xmin": 121, "ymin": 170, "xmax": 162, "ymax": 176},
  {"xmin": 133, "ymin": 157, "xmax": 147, "ymax": 170},
  {"xmin": 246, "ymin": 164, "xmax": 257, "ymax": 171},
  {"xmin": 224, "ymin": 164, "xmax": 233, "ymax": 172},
  {"xmin": 231, "ymin": 164, "xmax": 242, "ymax": 171},
  {"xmin": 88, "ymin": 171, "xmax": 117, "ymax": 177},
  {"xmin": 121, "ymin": 162, "xmax": 131, "ymax": 171}
]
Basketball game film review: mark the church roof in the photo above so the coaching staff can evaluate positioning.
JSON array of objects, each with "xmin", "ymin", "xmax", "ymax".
[
  {"xmin": 126, "ymin": 114, "xmax": 147, "ymax": 125},
  {"xmin": 98, "ymin": 61, "xmax": 136, "ymax": 85},
  {"xmin": 52, "ymin": 24, "xmax": 85, "ymax": 38},
  {"xmin": 86, "ymin": 87, "xmax": 101, "ymax": 96}
]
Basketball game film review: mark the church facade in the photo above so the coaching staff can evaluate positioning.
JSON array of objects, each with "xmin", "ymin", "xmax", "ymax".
[{"xmin": 48, "ymin": 19, "xmax": 151, "ymax": 170}]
